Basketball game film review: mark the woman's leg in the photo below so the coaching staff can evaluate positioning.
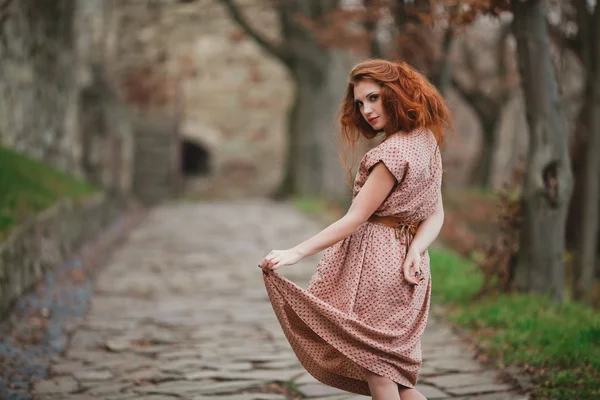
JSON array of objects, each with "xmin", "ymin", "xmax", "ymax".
[
  {"xmin": 399, "ymin": 386, "xmax": 427, "ymax": 400},
  {"xmin": 364, "ymin": 369, "xmax": 401, "ymax": 400}
]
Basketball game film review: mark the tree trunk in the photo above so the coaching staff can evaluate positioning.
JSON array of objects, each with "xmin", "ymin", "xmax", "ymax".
[
  {"xmin": 566, "ymin": 100, "xmax": 591, "ymax": 248},
  {"xmin": 572, "ymin": 2, "xmax": 600, "ymax": 304},
  {"xmin": 453, "ymin": 25, "xmax": 512, "ymax": 188},
  {"xmin": 433, "ymin": 27, "xmax": 455, "ymax": 95},
  {"xmin": 279, "ymin": 62, "xmax": 347, "ymax": 200},
  {"xmin": 220, "ymin": 0, "xmax": 349, "ymax": 201},
  {"xmin": 470, "ymin": 120, "xmax": 498, "ymax": 187},
  {"xmin": 573, "ymin": 82, "xmax": 600, "ymax": 303},
  {"xmin": 274, "ymin": 50, "xmax": 352, "ymax": 202},
  {"xmin": 511, "ymin": 0, "xmax": 573, "ymax": 302},
  {"xmin": 363, "ymin": 0, "xmax": 383, "ymax": 58}
]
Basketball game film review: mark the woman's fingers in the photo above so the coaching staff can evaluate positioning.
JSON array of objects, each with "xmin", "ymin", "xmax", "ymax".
[
  {"xmin": 259, "ymin": 249, "xmax": 302, "ymax": 273},
  {"xmin": 403, "ymin": 262, "xmax": 418, "ymax": 285},
  {"xmin": 259, "ymin": 250, "xmax": 278, "ymax": 270},
  {"xmin": 402, "ymin": 254, "xmax": 423, "ymax": 285},
  {"xmin": 402, "ymin": 256, "xmax": 412, "ymax": 282},
  {"xmin": 270, "ymin": 256, "xmax": 282, "ymax": 269},
  {"xmin": 262, "ymin": 254, "xmax": 283, "ymax": 271}
]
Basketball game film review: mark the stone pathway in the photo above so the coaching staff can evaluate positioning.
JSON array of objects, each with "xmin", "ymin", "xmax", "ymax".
[{"xmin": 32, "ymin": 200, "xmax": 525, "ymax": 400}]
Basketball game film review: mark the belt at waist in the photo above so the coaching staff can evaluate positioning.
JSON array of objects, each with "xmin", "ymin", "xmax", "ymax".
[{"xmin": 367, "ymin": 215, "xmax": 420, "ymax": 245}]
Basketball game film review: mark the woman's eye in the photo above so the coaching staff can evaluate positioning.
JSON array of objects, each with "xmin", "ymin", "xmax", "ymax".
[{"xmin": 369, "ymin": 94, "xmax": 378, "ymax": 101}]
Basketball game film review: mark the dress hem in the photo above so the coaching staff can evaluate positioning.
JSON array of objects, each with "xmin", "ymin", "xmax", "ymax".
[{"xmin": 264, "ymin": 271, "xmax": 418, "ymax": 396}]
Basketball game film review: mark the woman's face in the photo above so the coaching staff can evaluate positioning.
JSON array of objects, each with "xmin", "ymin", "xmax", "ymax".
[{"xmin": 353, "ymin": 79, "xmax": 389, "ymax": 132}]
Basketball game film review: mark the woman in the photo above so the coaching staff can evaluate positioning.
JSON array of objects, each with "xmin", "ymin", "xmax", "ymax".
[{"xmin": 259, "ymin": 59, "xmax": 450, "ymax": 400}]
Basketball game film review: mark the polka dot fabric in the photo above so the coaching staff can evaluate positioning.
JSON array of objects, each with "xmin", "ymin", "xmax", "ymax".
[{"xmin": 263, "ymin": 128, "xmax": 443, "ymax": 396}]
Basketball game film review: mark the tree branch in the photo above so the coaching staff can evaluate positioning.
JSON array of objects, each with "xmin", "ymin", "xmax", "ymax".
[
  {"xmin": 461, "ymin": 39, "xmax": 481, "ymax": 90},
  {"xmin": 276, "ymin": 0, "xmax": 338, "ymax": 80},
  {"xmin": 451, "ymin": 76, "xmax": 476, "ymax": 109},
  {"xmin": 591, "ymin": 0, "xmax": 600, "ymax": 72},
  {"xmin": 451, "ymin": 76, "xmax": 497, "ymax": 133},
  {"xmin": 456, "ymin": 32, "xmax": 513, "ymax": 122},
  {"xmin": 547, "ymin": 22, "xmax": 582, "ymax": 61},
  {"xmin": 219, "ymin": 0, "xmax": 290, "ymax": 66},
  {"xmin": 364, "ymin": 0, "xmax": 383, "ymax": 58},
  {"xmin": 575, "ymin": 0, "xmax": 591, "ymax": 67},
  {"xmin": 496, "ymin": 22, "xmax": 515, "ymax": 104},
  {"xmin": 394, "ymin": 0, "xmax": 408, "ymax": 29},
  {"xmin": 311, "ymin": 0, "xmax": 339, "ymax": 21},
  {"xmin": 433, "ymin": 25, "xmax": 455, "ymax": 93}
]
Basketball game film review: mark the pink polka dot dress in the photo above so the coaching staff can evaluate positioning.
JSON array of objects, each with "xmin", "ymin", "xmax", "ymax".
[{"xmin": 263, "ymin": 128, "xmax": 443, "ymax": 396}]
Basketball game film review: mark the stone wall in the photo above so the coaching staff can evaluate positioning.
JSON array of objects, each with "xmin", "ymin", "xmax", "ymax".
[
  {"xmin": 116, "ymin": 0, "xmax": 293, "ymax": 199},
  {"xmin": 0, "ymin": 193, "xmax": 124, "ymax": 318},
  {"xmin": 0, "ymin": 0, "xmax": 136, "ymax": 319},
  {"xmin": 0, "ymin": 0, "xmax": 133, "ymax": 193}
]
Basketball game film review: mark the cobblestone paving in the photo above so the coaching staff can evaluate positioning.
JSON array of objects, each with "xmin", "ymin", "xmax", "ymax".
[{"xmin": 31, "ymin": 200, "xmax": 526, "ymax": 400}]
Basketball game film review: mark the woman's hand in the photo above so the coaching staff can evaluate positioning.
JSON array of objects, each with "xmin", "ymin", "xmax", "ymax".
[
  {"xmin": 402, "ymin": 246, "xmax": 424, "ymax": 285},
  {"xmin": 259, "ymin": 248, "xmax": 304, "ymax": 273}
]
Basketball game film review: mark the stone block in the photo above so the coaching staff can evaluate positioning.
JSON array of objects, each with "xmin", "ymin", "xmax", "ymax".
[
  {"xmin": 34, "ymin": 376, "xmax": 79, "ymax": 394},
  {"xmin": 0, "ymin": 194, "xmax": 123, "ymax": 318}
]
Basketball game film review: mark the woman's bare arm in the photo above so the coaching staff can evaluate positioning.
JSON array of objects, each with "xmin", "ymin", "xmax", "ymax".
[
  {"xmin": 410, "ymin": 193, "xmax": 444, "ymax": 254},
  {"xmin": 260, "ymin": 161, "xmax": 396, "ymax": 271},
  {"xmin": 401, "ymin": 192, "xmax": 444, "ymax": 284},
  {"xmin": 260, "ymin": 165, "xmax": 445, "ymax": 274},
  {"xmin": 293, "ymin": 163, "xmax": 397, "ymax": 258}
]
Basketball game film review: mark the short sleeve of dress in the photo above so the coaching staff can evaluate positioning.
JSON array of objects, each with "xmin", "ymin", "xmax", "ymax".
[{"xmin": 362, "ymin": 139, "xmax": 408, "ymax": 183}]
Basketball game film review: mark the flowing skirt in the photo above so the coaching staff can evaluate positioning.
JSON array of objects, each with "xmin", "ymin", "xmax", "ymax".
[{"xmin": 262, "ymin": 222, "xmax": 431, "ymax": 396}]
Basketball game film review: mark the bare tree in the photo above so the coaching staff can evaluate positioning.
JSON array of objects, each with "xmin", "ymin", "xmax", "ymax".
[
  {"xmin": 566, "ymin": 0, "xmax": 600, "ymax": 304},
  {"xmin": 392, "ymin": 0, "xmax": 440, "ymax": 78},
  {"xmin": 363, "ymin": 0, "xmax": 384, "ymax": 58},
  {"xmin": 511, "ymin": 0, "xmax": 574, "ymax": 301},
  {"xmin": 546, "ymin": 0, "xmax": 600, "ymax": 304},
  {"xmin": 452, "ymin": 24, "xmax": 515, "ymax": 187},
  {"xmin": 219, "ymin": 0, "xmax": 351, "ymax": 202}
]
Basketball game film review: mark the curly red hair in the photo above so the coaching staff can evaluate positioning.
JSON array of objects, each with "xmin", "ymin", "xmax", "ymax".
[{"xmin": 339, "ymin": 59, "xmax": 451, "ymax": 177}]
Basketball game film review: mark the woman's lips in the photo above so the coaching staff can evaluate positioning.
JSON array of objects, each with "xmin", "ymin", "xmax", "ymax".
[{"xmin": 368, "ymin": 117, "xmax": 379, "ymax": 124}]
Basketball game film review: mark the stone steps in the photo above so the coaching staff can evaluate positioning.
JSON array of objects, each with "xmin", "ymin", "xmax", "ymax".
[{"xmin": 131, "ymin": 113, "xmax": 182, "ymax": 204}]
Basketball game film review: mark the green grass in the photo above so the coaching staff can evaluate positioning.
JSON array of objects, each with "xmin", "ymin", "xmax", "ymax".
[
  {"xmin": 429, "ymin": 247, "xmax": 484, "ymax": 304},
  {"xmin": 293, "ymin": 196, "xmax": 346, "ymax": 224},
  {"xmin": 0, "ymin": 146, "xmax": 97, "ymax": 238},
  {"xmin": 293, "ymin": 196, "xmax": 330, "ymax": 215},
  {"xmin": 430, "ymin": 248, "xmax": 600, "ymax": 400}
]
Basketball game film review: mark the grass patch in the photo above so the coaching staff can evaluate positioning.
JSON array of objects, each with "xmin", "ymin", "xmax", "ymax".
[
  {"xmin": 0, "ymin": 146, "xmax": 97, "ymax": 238},
  {"xmin": 293, "ymin": 196, "xmax": 346, "ymax": 224},
  {"xmin": 293, "ymin": 196, "xmax": 330, "ymax": 215},
  {"xmin": 429, "ymin": 247, "xmax": 483, "ymax": 304},
  {"xmin": 430, "ymin": 248, "xmax": 600, "ymax": 400}
]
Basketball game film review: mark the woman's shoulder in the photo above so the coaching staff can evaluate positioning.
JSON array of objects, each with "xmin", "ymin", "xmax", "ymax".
[
  {"xmin": 362, "ymin": 128, "xmax": 434, "ymax": 162},
  {"xmin": 370, "ymin": 131, "xmax": 408, "ymax": 152},
  {"xmin": 375, "ymin": 128, "xmax": 428, "ymax": 152},
  {"xmin": 361, "ymin": 132, "xmax": 409, "ymax": 166}
]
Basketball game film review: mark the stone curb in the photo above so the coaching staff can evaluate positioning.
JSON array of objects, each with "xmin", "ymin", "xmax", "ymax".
[
  {"xmin": 0, "ymin": 192, "xmax": 135, "ymax": 318},
  {"xmin": 431, "ymin": 304, "xmax": 535, "ymax": 398},
  {"xmin": 0, "ymin": 204, "xmax": 147, "ymax": 399}
]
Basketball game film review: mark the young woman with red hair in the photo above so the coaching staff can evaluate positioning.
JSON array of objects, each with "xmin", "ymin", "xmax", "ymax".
[{"xmin": 259, "ymin": 59, "xmax": 450, "ymax": 400}]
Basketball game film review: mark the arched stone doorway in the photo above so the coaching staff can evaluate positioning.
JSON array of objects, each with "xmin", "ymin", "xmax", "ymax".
[
  {"xmin": 181, "ymin": 140, "xmax": 211, "ymax": 177},
  {"xmin": 179, "ymin": 122, "xmax": 218, "ymax": 199}
]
